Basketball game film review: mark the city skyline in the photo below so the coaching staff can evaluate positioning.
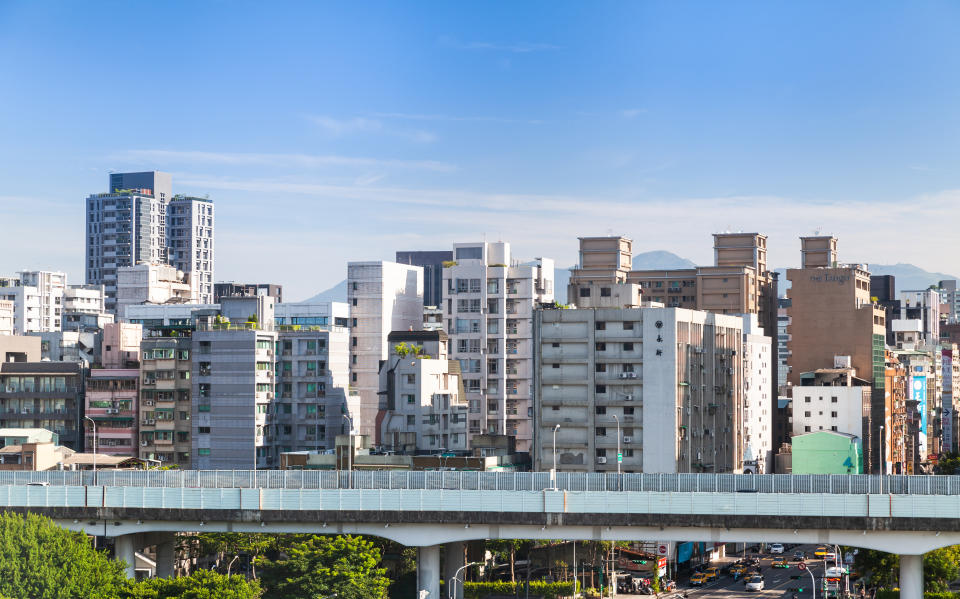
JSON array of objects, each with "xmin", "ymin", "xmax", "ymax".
[{"xmin": 3, "ymin": 2, "xmax": 960, "ymax": 300}]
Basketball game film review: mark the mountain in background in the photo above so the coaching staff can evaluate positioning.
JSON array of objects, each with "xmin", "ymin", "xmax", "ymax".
[
  {"xmin": 554, "ymin": 250, "xmax": 697, "ymax": 298},
  {"xmin": 775, "ymin": 263, "xmax": 958, "ymax": 297}
]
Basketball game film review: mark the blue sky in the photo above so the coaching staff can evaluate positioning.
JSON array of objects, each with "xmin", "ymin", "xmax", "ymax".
[{"xmin": 2, "ymin": 1, "xmax": 960, "ymax": 300}]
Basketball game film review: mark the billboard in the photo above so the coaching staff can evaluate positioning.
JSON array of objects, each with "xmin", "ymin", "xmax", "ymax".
[
  {"xmin": 944, "ymin": 351, "xmax": 954, "ymax": 453},
  {"xmin": 912, "ymin": 374, "xmax": 928, "ymax": 458}
]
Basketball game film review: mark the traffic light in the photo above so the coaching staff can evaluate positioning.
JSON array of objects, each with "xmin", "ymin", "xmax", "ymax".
[
  {"xmin": 788, "ymin": 588, "xmax": 805, "ymax": 593},
  {"xmin": 790, "ymin": 576, "xmax": 804, "ymax": 580}
]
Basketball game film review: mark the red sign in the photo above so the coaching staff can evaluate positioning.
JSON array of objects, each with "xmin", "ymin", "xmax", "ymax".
[
  {"xmin": 798, "ymin": 562, "xmax": 807, "ymax": 571},
  {"xmin": 658, "ymin": 545, "xmax": 668, "ymax": 555},
  {"xmin": 658, "ymin": 557, "xmax": 668, "ymax": 569}
]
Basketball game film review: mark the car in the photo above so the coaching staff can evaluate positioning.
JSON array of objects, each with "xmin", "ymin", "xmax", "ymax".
[
  {"xmin": 815, "ymin": 546, "xmax": 829, "ymax": 557},
  {"xmin": 825, "ymin": 566, "xmax": 846, "ymax": 578},
  {"xmin": 26, "ymin": 481, "xmax": 50, "ymax": 487},
  {"xmin": 772, "ymin": 558, "xmax": 789, "ymax": 569},
  {"xmin": 703, "ymin": 567, "xmax": 720, "ymax": 580},
  {"xmin": 769, "ymin": 543, "xmax": 785, "ymax": 554},
  {"xmin": 730, "ymin": 565, "xmax": 748, "ymax": 577},
  {"xmin": 793, "ymin": 551, "xmax": 806, "ymax": 561},
  {"xmin": 745, "ymin": 557, "xmax": 761, "ymax": 566},
  {"xmin": 690, "ymin": 573, "xmax": 708, "ymax": 586},
  {"xmin": 745, "ymin": 575, "xmax": 765, "ymax": 592}
]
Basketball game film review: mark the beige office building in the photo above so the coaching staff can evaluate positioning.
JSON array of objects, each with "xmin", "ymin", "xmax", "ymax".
[{"xmin": 786, "ymin": 236, "xmax": 887, "ymax": 472}]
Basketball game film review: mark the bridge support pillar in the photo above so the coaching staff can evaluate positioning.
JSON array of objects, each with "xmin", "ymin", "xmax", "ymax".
[
  {"xmin": 418, "ymin": 544, "xmax": 440, "ymax": 598},
  {"xmin": 900, "ymin": 554, "xmax": 922, "ymax": 599},
  {"xmin": 115, "ymin": 534, "xmax": 137, "ymax": 580},
  {"xmin": 155, "ymin": 534, "xmax": 176, "ymax": 578},
  {"xmin": 444, "ymin": 541, "xmax": 466, "ymax": 599}
]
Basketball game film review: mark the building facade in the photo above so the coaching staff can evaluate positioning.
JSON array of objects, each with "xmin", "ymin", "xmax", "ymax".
[
  {"xmin": 442, "ymin": 242, "xmax": 554, "ymax": 453},
  {"xmin": 63, "ymin": 284, "xmax": 112, "ymax": 332},
  {"xmin": 534, "ymin": 304, "xmax": 746, "ymax": 474},
  {"xmin": 0, "ymin": 300, "xmax": 12, "ymax": 336},
  {"xmin": 378, "ymin": 330, "xmax": 468, "ymax": 454},
  {"xmin": 395, "ymin": 250, "xmax": 454, "ymax": 308},
  {"xmin": 0, "ymin": 362, "xmax": 84, "ymax": 451},
  {"xmin": 214, "ymin": 283, "xmax": 283, "ymax": 305},
  {"xmin": 786, "ymin": 236, "xmax": 887, "ymax": 472},
  {"xmin": 138, "ymin": 336, "xmax": 193, "ymax": 468},
  {"xmin": 167, "ymin": 195, "xmax": 215, "ymax": 304},
  {"xmin": 791, "ymin": 362, "xmax": 871, "ymax": 441},
  {"xmin": 0, "ymin": 271, "xmax": 67, "ymax": 334},
  {"xmin": 85, "ymin": 369, "xmax": 139, "ymax": 457},
  {"xmin": 742, "ymin": 314, "xmax": 773, "ymax": 473},
  {"xmin": 347, "ymin": 261, "xmax": 424, "ymax": 443},
  {"xmin": 116, "ymin": 263, "xmax": 193, "ymax": 319}
]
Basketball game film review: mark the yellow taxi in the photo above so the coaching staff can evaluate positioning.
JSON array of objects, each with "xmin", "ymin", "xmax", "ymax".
[
  {"xmin": 690, "ymin": 573, "xmax": 709, "ymax": 586},
  {"xmin": 814, "ymin": 546, "xmax": 829, "ymax": 557},
  {"xmin": 772, "ymin": 558, "xmax": 789, "ymax": 569},
  {"xmin": 730, "ymin": 564, "xmax": 748, "ymax": 577},
  {"xmin": 704, "ymin": 567, "xmax": 720, "ymax": 581}
]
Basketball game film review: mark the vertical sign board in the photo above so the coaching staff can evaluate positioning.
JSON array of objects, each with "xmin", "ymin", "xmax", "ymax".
[
  {"xmin": 944, "ymin": 351, "xmax": 954, "ymax": 453},
  {"xmin": 912, "ymin": 373, "xmax": 928, "ymax": 459}
]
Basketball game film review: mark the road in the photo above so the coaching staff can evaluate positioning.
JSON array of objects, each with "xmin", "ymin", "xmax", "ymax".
[{"xmin": 618, "ymin": 545, "xmax": 837, "ymax": 599}]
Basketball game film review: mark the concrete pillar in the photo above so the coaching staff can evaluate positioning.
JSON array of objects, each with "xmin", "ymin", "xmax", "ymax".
[
  {"xmin": 900, "ymin": 554, "xmax": 923, "ymax": 599},
  {"xmin": 444, "ymin": 541, "xmax": 466, "ymax": 599},
  {"xmin": 115, "ymin": 534, "xmax": 137, "ymax": 580},
  {"xmin": 155, "ymin": 534, "xmax": 176, "ymax": 578},
  {"xmin": 418, "ymin": 544, "xmax": 441, "ymax": 598}
]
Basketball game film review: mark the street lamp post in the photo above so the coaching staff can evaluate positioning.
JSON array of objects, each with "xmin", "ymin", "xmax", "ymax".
[
  {"xmin": 449, "ymin": 561, "xmax": 479, "ymax": 599},
  {"xmin": 343, "ymin": 413, "xmax": 355, "ymax": 488},
  {"xmin": 879, "ymin": 424, "xmax": 885, "ymax": 475},
  {"xmin": 83, "ymin": 416, "xmax": 97, "ymax": 478},
  {"xmin": 552, "ymin": 424, "xmax": 560, "ymax": 489},
  {"xmin": 612, "ymin": 414, "xmax": 621, "ymax": 477}
]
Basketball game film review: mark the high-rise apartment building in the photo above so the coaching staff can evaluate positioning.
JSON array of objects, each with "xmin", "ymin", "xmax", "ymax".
[
  {"xmin": 139, "ymin": 336, "xmax": 193, "ymax": 468},
  {"xmin": 742, "ymin": 314, "xmax": 773, "ymax": 473},
  {"xmin": 62, "ymin": 284, "xmax": 112, "ymax": 332},
  {"xmin": 786, "ymin": 236, "xmax": 887, "ymax": 472},
  {"xmin": 273, "ymin": 302, "xmax": 352, "ymax": 455},
  {"xmin": 567, "ymin": 234, "xmax": 780, "ymax": 454},
  {"xmin": 534, "ymin": 298, "xmax": 746, "ymax": 473},
  {"xmin": 347, "ymin": 261, "xmax": 424, "ymax": 442},
  {"xmin": 938, "ymin": 280, "xmax": 960, "ymax": 325},
  {"xmin": 791, "ymin": 359, "xmax": 871, "ymax": 441},
  {"xmin": 0, "ymin": 271, "xmax": 66, "ymax": 334},
  {"xmin": 87, "ymin": 172, "xmax": 214, "ymax": 311},
  {"xmin": 378, "ymin": 330, "xmax": 468, "ymax": 453},
  {"xmin": 167, "ymin": 195, "xmax": 215, "ymax": 304},
  {"xmin": 395, "ymin": 250, "xmax": 454, "ymax": 308},
  {"xmin": 776, "ymin": 298, "xmax": 791, "ymax": 392},
  {"xmin": 442, "ymin": 242, "xmax": 554, "ymax": 453}
]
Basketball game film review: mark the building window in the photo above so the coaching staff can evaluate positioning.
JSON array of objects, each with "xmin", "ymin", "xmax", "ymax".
[
  {"xmin": 198, "ymin": 448, "xmax": 211, "ymax": 456},
  {"xmin": 804, "ymin": 397, "xmax": 811, "ymax": 403},
  {"xmin": 595, "ymin": 427, "xmax": 606, "ymax": 436},
  {"xmin": 600, "ymin": 287, "xmax": 611, "ymax": 297},
  {"xmin": 623, "ymin": 342, "xmax": 634, "ymax": 351},
  {"xmin": 595, "ymin": 363, "xmax": 606, "ymax": 372},
  {"xmin": 579, "ymin": 287, "xmax": 591, "ymax": 298},
  {"xmin": 596, "ymin": 385, "xmax": 606, "ymax": 394},
  {"xmin": 595, "ymin": 406, "xmax": 606, "ymax": 415},
  {"xmin": 831, "ymin": 411, "xmax": 838, "ymax": 418},
  {"xmin": 804, "ymin": 426, "xmax": 811, "ymax": 432},
  {"xmin": 804, "ymin": 411, "xmax": 811, "ymax": 417},
  {"xmin": 552, "ymin": 364, "xmax": 560, "ymax": 369},
  {"xmin": 623, "ymin": 322, "xmax": 634, "ymax": 330},
  {"xmin": 831, "ymin": 396, "xmax": 838, "ymax": 403},
  {"xmin": 595, "ymin": 322, "xmax": 606, "ymax": 330},
  {"xmin": 595, "ymin": 342, "xmax": 606, "ymax": 351}
]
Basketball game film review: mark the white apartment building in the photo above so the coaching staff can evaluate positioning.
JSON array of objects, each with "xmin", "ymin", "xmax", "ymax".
[
  {"xmin": 534, "ymin": 297, "xmax": 746, "ymax": 474},
  {"xmin": 443, "ymin": 242, "xmax": 554, "ymax": 453},
  {"xmin": 777, "ymin": 299, "xmax": 791, "ymax": 392},
  {"xmin": 62, "ymin": 285, "xmax": 112, "ymax": 332},
  {"xmin": 273, "ymin": 302, "xmax": 353, "ymax": 454},
  {"xmin": 0, "ymin": 300, "xmax": 12, "ymax": 336},
  {"xmin": 379, "ymin": 330, "xmax": 468, "ymax": 453},
  {"xmin": 742, "ymin": 314, "xmax": 773, "ymax": 473},
  {"xmin": 347, "ymin": 261, "xmax": 424, "ymax": 442},
  {"xmin": 0, "ymin": 271, "xmax": 66, "ymax": 334},
  {"xmin": 167, "ymin": 195, "xmax": 215, "ymax": 304},
  {"xmin": 116, "ymin": 263, "xmax": 193, "ymax": 319},
  {"xmin": 895, "ymin": 289, "xmax": 941, "ymax": 347},
  {"xmin": 791, "ymin": 359, "xmax": 871, "ymax": 438}
]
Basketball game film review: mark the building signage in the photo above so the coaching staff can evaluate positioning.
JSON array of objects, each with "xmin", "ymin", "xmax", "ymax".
[
  {"xmin": 944, "ymin": 351, "xmax": 954, "ymax": 452},
  {"xmin": 912, "ymin": 375, "xmax": 928, "ymax": 458}
]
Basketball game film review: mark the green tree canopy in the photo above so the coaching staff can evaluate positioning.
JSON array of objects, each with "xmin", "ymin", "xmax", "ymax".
[
  {"xmin": 257, "ymin": 535, "xmax": 389, "ymax": 599},
  {"xmin": 0, "ymin": 511, "xmax": 128, "ymax": 599},
  {"xmin": 855, "ymin": 546, "xmax": 960, "ymax": 592},
  {"xmin": 122, "ymin": 569, "xmax": 261, "ymax": 599}
]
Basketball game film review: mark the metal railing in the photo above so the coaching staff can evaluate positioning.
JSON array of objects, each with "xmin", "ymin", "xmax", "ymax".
[{"xmin": 0, "ymin": 471, "xmax": 959, "ymax": 494}]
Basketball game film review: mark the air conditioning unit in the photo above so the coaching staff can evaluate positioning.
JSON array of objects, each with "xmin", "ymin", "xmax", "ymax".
[
  {"xmin": 626, "ymin": 372, "xmax": 638, "ymax": 379},
  {"xmin": 144, "ymin": 400, "xmax": 154, "ymax": 406},
  {"xmin": 624, "ymin": 394, "xmax": 634, "ymax": 401},
  {"xmin": 141, "ymin": 419, "xmax": 151, "ymax": 425},
  {"xmin": 140, "ymin": 441, "xmax": 148, "ymax": 447},
  {"xmin": 157, "ymin": 455, "xmax": 166, "ymax": 462},
  {"xmin": 596, "ymin": 457, "xmax": 608, "ymax": 464},
  {"xmin": 618, "ymin": 373, "xmax": 629, "ymax": 379},
  {"xmin": 623, "ymin": 436, "xmax": 633, "ymax": 443},
  {"xmin": 148, "ymin": 419, "xmax": 156, "ymax": 425}
]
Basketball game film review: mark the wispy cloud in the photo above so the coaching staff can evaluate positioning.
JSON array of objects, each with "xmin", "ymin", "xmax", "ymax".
[
  {"xmin": 306, "ymin": 115, "xmax": 437, "ymax": 143},
  {"xmin": 908, "ymin": 164, "xmax": 935, "ymax": 172},
  {"xmin": 307, "ymin": 115, "xmax": 382, "ymax": 136},
  {"xmin": 116, "ymin": 149, "xmax": 456, "ymax": 172},
  {"xmin": 438, "ymin": 35, "xmax": 560, "ymax": 53},
  {"xmin": 373, "ymin": 112, "xmax": 544, "ymax": 125},
  {"xmin": 621, "ymin": 108, "xmax": 647, "ymax": 119}
]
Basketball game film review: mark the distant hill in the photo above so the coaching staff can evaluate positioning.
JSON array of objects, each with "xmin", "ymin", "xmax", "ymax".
[
  {"xmin": 554, "ymin": 250, "xmax": 697, "ymax": 298},
  {"xmin": 775, "ymin": 263, "xmax": 958, "ymax": 297},
  {"xmin": 301, "ymin": 279, "xmax": 347, "ymax": 304}
]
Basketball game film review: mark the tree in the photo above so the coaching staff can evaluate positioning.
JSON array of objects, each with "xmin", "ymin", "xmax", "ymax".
[
  {"xmin": 935, "ymin": 452, "xmax": 960, "ymax": 475},
  {"xmin": 123, "ymin": 570, "xmax": 261, "ymax": 599},
  {"xmin": 257, "ymin": 535, "xmax": 389, "ymax": 599},
  {"xmin": 854, "ymin": 546, "xmax": 960, "ymax": 592},
  {"xmin": 0, "ymin": 511, "xmax": 128, "ymax": 599}
]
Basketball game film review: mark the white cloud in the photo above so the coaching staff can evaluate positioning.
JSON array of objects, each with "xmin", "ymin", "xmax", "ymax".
[
  {"xmin": 116, "ymin": 149, "xmax": 456, "ymax": 172},
  {"xmin": 307, "ymin": 115, "xmax": 382, "ymax": 135},
  {"xmin": 438, "ymin": 35, "xmax": 560, "ymax": 53},
  {"xmin": 373, "ymin": 112, "xmax": 544, "ymax": 125},
  {"xmin": 621, "ymin": 108, "xmax": 646, "ymax": 119}
]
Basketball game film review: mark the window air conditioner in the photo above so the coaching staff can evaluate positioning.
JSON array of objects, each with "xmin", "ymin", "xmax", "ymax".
[
  {"xmin": 623, "ymin": 436, "xmax": 633, "ymax": 443},
  {"xmin": 596, "ymin": 457, "xmax": 607, "ymax": 464},
  {"xmin": 624, "ymin": 394, "xmax": 634, "ymax": 401}
]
